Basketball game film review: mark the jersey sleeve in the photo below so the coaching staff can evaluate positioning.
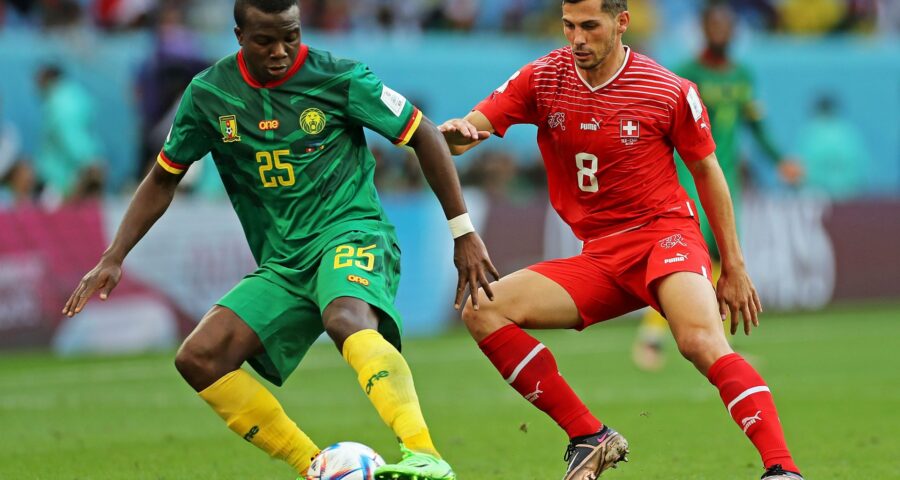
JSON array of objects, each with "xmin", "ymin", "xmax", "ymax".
[
  {"xmin": 473, "ymin": 63, "xmax": 538, "ymax": 137},
  {"xmin": 669, "ymin": 79, "xmax": 717, "ymax": 162},
  {"xmin": 157, "ymin": 83, "xmax": 212, "ymax": 175},
  {"xmin": 740, "ymin": 69, "xmax": 764, "ymax": 122},
  {"xmin": 347, "ymin": 63, "xmax": 423, "ymax": 146}
]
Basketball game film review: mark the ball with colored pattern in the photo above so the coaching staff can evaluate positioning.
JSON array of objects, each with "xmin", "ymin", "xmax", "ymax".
[{"xmin": 305, "ymin": 442, "xmax": 385, "ymax": 480}]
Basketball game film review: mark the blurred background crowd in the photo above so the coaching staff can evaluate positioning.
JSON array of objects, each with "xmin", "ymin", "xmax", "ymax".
[
  {"xmin": 0, "ymin": 0, "xmax": 898, "ymax": 209},
  {"xmin": 1, "ymin": 0, "xmax": 898, "ymax": 35}
]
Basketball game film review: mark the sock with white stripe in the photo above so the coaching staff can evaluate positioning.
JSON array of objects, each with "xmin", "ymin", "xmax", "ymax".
[
  {"xmin": 707, "ymin": 353, "xmax": 799, "ymax": 473},
  {"xmin": 478, "ymin": 324, "xmax": 602, "ymax": 439}
]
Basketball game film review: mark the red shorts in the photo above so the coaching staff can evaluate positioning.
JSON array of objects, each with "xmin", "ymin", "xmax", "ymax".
[{"xmin": 529, "ymin": 216, "xmax": 713, "ymax": 330}]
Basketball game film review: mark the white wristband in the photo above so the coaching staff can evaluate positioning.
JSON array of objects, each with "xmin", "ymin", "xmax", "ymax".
[{"xmin": 448, "ymin": 213, "xmax": 475, "ymax": 239}]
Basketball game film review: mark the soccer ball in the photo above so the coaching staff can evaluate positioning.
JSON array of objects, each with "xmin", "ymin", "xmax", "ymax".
[{"xmin": 306, "ymin": 442, "xmax": 385, "ymax": 480}]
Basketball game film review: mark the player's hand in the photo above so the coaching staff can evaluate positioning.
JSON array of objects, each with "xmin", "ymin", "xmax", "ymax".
[
  {"xmin": 453, "ymin": 232, "xmax": 500, "ymax": 311},
  {"xmin": 438, "ymin": 118, "xmax": 490, "ymax": 146},
  {"xmin": 62, "ymin": 258, "xmax": 123, "ymax": 317},
  {"xmin": 716, "ymin": 264, "xmax": 763, "ymax": 336},
  {"xmin": 778, "ymin": 158, "xmax": 804, "ymax": 185}
]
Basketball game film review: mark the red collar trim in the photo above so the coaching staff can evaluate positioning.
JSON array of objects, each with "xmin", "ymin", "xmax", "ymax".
[
  {"xmin": 699, "ymin": 49, "xmax": 731, "ymax": 69},
  {"xmin": 573, "ymin": 46, "xmax": 632, "ymax": 93},
  {"xmin": 238, "ymin": 44, "xmax": 309, "ymax": 89}
]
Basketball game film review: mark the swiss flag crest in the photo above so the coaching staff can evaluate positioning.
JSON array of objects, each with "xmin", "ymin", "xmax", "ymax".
[{"xmin": 620, "ymin": 118, "xmax": 640, "ymax": 145}]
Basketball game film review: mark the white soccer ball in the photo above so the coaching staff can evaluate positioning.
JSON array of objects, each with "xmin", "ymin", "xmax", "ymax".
[{"xmin": 306, "ymin": 442, "xmax": 385, "ymax": 480}]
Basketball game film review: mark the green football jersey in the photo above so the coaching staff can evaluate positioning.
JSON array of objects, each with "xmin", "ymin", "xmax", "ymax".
[
  {"xmin": 158, "ymin": 45, "xmax": 423, "ymax": 278},
  {"xmin": 674, "ymin": 59, "xmax": 756, "ymax": 199}
]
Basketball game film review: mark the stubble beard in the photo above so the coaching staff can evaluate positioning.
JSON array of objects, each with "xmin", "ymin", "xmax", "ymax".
[{"xmin": 576, "ymin": 30, "xmax": 618, "ymax": 72}]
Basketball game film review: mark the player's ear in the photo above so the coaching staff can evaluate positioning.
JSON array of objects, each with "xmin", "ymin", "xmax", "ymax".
[
  {"xmin": 617, "ymin": 11, "xmax": 630, "ymax": 35},
  {"xmin": 234, "ymin": 26, "xmax": 243, "ymax": 45}
]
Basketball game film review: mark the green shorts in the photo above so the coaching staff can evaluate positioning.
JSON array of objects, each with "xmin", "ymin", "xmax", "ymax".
[{"xmin": 217, "ymin": 229, "xmax": 403, "ymax": 386}]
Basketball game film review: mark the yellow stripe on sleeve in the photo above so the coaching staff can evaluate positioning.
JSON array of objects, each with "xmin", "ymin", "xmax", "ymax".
[
  {"xmin": 395, "ymin": 109, "xmax": 423, "ymax": 147},
  {"xmin": 156, "ymin": 154, "xmax": 185, "ymax": 175}
]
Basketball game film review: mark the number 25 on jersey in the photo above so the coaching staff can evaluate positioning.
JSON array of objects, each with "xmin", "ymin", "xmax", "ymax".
[{"xmin": 256, "ymin": 149, "xmax": 295, "ymax": 188}]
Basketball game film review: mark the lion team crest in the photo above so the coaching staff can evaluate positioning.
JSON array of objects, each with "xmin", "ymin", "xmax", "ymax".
[
  {"xmin": 218, "ymin": 115, "xmax": 241, "ymax": 143},
  {"xmin": 299, "ymin": 108, "xmax": 326, "ymax": 135}
]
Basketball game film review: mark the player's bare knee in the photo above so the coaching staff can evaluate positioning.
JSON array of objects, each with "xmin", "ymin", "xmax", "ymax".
[
  {"xmin": 174, "ymin": 338, "xmax": 222, "ymax": 386},
  {"xmin": 322, "ymin": 303, "xmax": 378, "ymax": 351},
  {"xmin": 461, "ymin": 294, "xmax": 511, "ymax": 342},
  {"xmin": 460, "ymin": 297, "xmax": 479, "ymax": 330},
  {"xmin": 675, "ymin": 331, "xmax": 727, "ymax": 370}
]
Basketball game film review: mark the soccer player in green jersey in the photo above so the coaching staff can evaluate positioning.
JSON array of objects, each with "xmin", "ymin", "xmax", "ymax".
[
  {"xmin": 62, "ymin": 1, "xmax": 498, "ymax": 478},
  {"xmin": 633, "ymin": 3, "xmax": 803, "ymax": 371}
]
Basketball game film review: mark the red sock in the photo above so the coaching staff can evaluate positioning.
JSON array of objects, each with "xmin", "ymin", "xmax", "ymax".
[
  {"xmin": 707, "ymin": 353, "xmax": 799, "ymax": 473},
  {"xmin": 478, "ymin": 324, "xmax": 602, "ymax": 439}
]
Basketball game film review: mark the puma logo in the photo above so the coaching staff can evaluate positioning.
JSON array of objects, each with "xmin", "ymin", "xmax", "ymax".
[
  {"xmin": 741, "ymin": 410, "xmax": 762, "ymax": 432},
  {"xmin": 524, "ymin": 381, "xmax": 543, "ymax": 403}
]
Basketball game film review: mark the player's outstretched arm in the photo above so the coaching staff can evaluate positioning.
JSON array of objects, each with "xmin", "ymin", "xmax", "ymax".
[
  {"xmin": 686, "ymin": 153, "xmax": 763, "ymax": 336},
  {"xmin": 407, "ymin": 116, "xmax": 500, "ymax": 310},
  {"xmin": 743, "ymin": 102, "xmax": 805, "ymax": 185},
  {"xmin": 62, "ymin": 164, "xmax": 182, "ymax": 317},
  {"xmin": 438, "ymin": 110, "xmax": 493, "ymax": 156}
]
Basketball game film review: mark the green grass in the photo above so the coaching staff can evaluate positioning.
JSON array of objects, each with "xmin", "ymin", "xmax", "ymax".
[{"xmin": 2, "ymin": 304, "xmax": 900, "ymax": 479}]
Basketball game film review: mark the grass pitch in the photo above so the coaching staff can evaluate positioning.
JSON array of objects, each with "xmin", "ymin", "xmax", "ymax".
[{"xmin": 2, "ymin": 303, "xmax": 899, "ymax": 479}]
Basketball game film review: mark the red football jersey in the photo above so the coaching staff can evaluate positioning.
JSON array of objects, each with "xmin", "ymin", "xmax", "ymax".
[{"xmin": 475, "ymin": 47, "xmax": 716, "ymax": 241}]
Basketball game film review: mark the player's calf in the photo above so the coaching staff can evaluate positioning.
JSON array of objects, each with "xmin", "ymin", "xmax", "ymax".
[{"xmin": 708, "ymin": 353, "xmax": 801, "ymax": 475}]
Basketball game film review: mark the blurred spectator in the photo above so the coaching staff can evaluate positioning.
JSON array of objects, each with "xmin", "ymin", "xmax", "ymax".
[
  {"xmin": 676, "ymin": 4, "xmax": 803, "ymax": 193},
  {"xmin": 0, "ymin": 161, "xmax": 38, "ymax": 208},
  {"xmin": 835, "ymin": 0, "xmax": 878, "ymax": 33},
  {"xmin": 93, "ymin": 0, "xmax": 158, "ymax": 30},
  {"xmin": 317, "ymin": 0, "xmax": 352, "ymax": 31},
  {"xmin": 350, "ymin": 0, "xmax": 426, "ymax": 33},
  {"xmin": 34, "ymin": 65, "xmax": 105, "ymax": 205},
  {"xmin": 729, "ymin": 0, "xmax": 780, "ymax": 31},
  {"xmin": 0, "ymin": 0, "xmax": 38, "ymax": 28},
  {"xmin": 620, "ymin": 0, "xmax": 659, "ymax": 50},
  {"xmin": 372, "ymin": 145, "xmax": 427, "ymax": 192},
  {"xmin": 672, "ymin": 2, "xmax": 803, "ymax": 258},
  {"xmin": 778, "ymin": 0, "xmax": 878, "ymax": 35},
  {"xmin": 425, "ymin": 0, "xmax": 480, "ymax": 31},
  {"xmin": 877, "ymin": 0, "xmax": 900, "ymax": 34},
  {"xmin": 0, "ymin": 97, "xmax": 22, "ymax": 175},
  {"xmin": 0, "ymin": 97, "xmax": 36, "ymax": 208},
  {"xmin": 795, "ymin": 95, "xmax": 868, "ymax": 199},
  {"xmin": 462, "ymin": 150, "xmax": 517, "ymax": 199},
  {"xmin": 779, "ymin": 0, "xmax": 847, "ymax": 34},
  {"xmin": 135, "ymin": 2, "xmax": 208, "ymax": 177},
  {"xmin": 40, "ymin": 0, "xmax": 84, "ymax": 29},
  {"xmin": 294, "ymin": 0, "xmax": 352, "ymax": 32}
]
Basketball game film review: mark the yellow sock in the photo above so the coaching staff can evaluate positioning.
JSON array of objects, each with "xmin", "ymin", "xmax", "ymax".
[
  {"xmin": 342, "ymin": 329, "xmax": 440, "ymax": 457},
  {"xmin": 198, "ymin": 370, "xmax": 320, "ymax": 474}
]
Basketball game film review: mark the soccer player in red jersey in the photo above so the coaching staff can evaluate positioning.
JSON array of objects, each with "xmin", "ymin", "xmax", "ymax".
[{"xmin": 440, "ymin": 1, "xmax": 803, "ymax": 479}]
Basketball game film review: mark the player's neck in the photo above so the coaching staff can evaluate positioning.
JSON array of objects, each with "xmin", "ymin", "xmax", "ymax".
[
  {"xmin": 700, "ymin": 47, "xmax": 731, "ymax": 69},
  {"xmin": 578, "ymin": 44, "xmax": 627, "ymax": 89}
]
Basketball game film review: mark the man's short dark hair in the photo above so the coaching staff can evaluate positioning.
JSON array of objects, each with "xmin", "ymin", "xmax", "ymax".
[
  {"xmin": 562, "ymin": 0, "xmax": 628, "ymax": 16},
  {"xmin": 701, "ymin": 2, "xmax": 735, "ymax": 24},
  {"xmin": 234, "ymin": 0, "xmax": 299, "ymax": 28}
]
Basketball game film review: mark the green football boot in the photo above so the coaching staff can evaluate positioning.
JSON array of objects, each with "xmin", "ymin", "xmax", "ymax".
[{"xmin": 374, "ymin": 445, "xmax": 456, "ymax": 480}]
